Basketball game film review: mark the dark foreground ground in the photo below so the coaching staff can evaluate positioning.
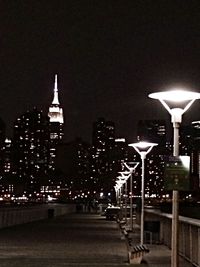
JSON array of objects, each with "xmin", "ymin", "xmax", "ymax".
[{"xmin": 0, "ymin": 212, "xmax": 193, "ymax": 267}]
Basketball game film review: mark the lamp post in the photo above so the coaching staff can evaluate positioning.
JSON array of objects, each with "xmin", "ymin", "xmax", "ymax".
[
  {"xmin": 122, "ymin": 163, "xmax": 139, "ymax": 231},
  {"xmin": 115, "ymin": 179, "xmax": 124, "ymax": 209},
  {"xmin": 149, "ymin": 89, "xmax": 200, "ymax": 267},
  {"xmin": 114, "ymin": 184, "xmax": 120, "ymax": 206},
  {"xmin": 128, "ymin": 142, "xmax": 157, "ymax": 244},
  {"xmin": 118, "ymin": 172, "xmax": 131, "ymax": 223}
]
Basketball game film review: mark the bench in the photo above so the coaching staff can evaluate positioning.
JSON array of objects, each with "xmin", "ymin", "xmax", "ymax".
[
  {"xmin": 118, "ymin": 219, "xmax": 126, "ymax": 228},
  {"xmin": 128, "ymin": 244, "xmax": 149, "ymax": 264},
  {"xmin": 120, "ymin": 228, "xmax": 128, "ymax": 241},
  {"xmin": 123, "ymin": 229, "xmax": 128, "ymax": 237},
  {"xmin": 121, "ymin": 228, "xmax": 135, "ymax": 246}
]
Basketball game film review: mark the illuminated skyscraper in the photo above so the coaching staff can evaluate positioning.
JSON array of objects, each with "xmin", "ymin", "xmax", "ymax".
[
  {"xmin": 48, "ymin": 75, "xmax": 64, "ymax": 169},
  {"xmin": 48, "ymin": 74, "xmax": 64, "ymax": 140},
  {"xmin": 3, "ymin": 138, "xmax": 12, "ymax": 173},
  {"xmin": 90, "ymin": 118, "xmax": 116, "ymax": 193},
  {"xmin": 12, "ymin": 108, "xmax": 50, "ymax": 192},
  {"xmin": 137, "ymin": 120, "xmax": 167, "ymax": 200},
  {"xmin": 0, "ymin": 118, "xmax": 6, "ymax": 175},
  {"xmin": 48, "ymin": 75, "xmax": 64, "ymax": 122},
  {"xmin": 189, "ymin": 121, "xmax": 200, "ymax": 193}
]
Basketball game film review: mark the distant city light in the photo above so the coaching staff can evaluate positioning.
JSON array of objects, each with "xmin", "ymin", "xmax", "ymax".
[{"xmin": 115, "ymin": 138, "xmax": 126, "ymax": 142}]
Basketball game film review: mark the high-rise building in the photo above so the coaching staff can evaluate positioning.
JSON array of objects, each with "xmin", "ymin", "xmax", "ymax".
[
  {"xmin": 190, "ymin": 121, "xmax": 200, "ymax": 194},
  {"xmin": 48, "ymin": 74, "xmax": 64, "ymax": 139},
  {"xmin": 137, "ymin": 120, "xmax": 167, "ymax": 147},
  {"xmin": 92, "ymin": 118, "xmax": 115, "ymax": 150},
  {"xmin": 48, "ymin": 75, "xmax": 64, "ymax": 169},
  {"xmin": 145, "ymin": 153, "xmax": 165, "ymax": 199},
  {"xmin": 3, "ymin": 138, "xmax": 12, "ymax": 173},
  {"xmin": 0, "ymin": 118, "xmax": 6, "ymax": 175},
  {"xmin": 12, "ymin": 108, "xmax": 50, "ymax": 193},
  {"xmin": 180, "ymin": 125, "xmax": 193, "ymax": 155},
  {"xmin": 52, "ymin": 138, "xmax": 92, "ymax": 200},
  {"xmin": 136, "ymin": 120, "xmax": 168, "ymax": 200},
  {"xmin": 90, "ymin": 118, "xmax": 116, "ymax": 193}
]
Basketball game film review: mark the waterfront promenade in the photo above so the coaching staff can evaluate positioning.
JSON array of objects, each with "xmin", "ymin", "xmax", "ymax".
[{"xmin": 0, "ymin": 212, "xmax": 194, "ymax": 267}]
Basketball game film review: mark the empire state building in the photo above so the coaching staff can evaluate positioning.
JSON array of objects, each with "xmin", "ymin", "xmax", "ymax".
[
  {"xmin": 48, "ymin": 75, "xmax": 64, "ymax": 170},
  {"xmin": 48, "ymin": 74, "xmax": 64, "ymax": 142}
]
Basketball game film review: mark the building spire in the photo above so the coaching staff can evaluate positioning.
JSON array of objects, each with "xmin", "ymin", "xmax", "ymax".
[
  {"xmin": 48, "ymin": 74, "xmax": 64, "ymax": 124},
  {"xmin": 52, "ymin": 74, "xmax": 59, "ymax": 105},
  {"xmin": 54, "ymin": 74, "xmax": 58, "ymax": 90}
]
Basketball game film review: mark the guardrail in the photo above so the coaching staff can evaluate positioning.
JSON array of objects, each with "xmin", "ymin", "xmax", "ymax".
[
  {"xmin": 145, "ymin": 208, "xmax": 200, "ymax": 267},
  {"xmin": 0, "ymin": 203, "xmax": 76, "ymax": 229}
]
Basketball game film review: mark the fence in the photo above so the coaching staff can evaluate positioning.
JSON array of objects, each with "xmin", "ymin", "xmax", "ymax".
[
  {"xmin": 0, "ymin": 203, "xmax": 76, "ymax": 229},
  {"xmin": 145, "ymin": 208, "xmax": 200, "ymax": 267}
]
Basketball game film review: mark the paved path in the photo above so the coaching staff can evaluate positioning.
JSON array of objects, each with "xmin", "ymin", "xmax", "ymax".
[
  {"xmin": 0, "ymin": 212, "xmax": 194, "ymax": 267},
  {"xmin": 142, "ymin": 244, "xmax": 193, "ymax": 267},
  {"xmin": 0, "ymin": 213, "xmax": 128, "ymax": 267}
]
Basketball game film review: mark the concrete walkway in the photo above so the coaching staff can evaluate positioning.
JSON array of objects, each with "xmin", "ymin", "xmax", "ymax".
[
  {"xmin": 0, "ymin": 213, "xmax": 128, "ymax": 267},
  {"xmin": 0, "ymin": 212, "xmax": 194, "ymax": 267},
  {"xmin": 142, "ymin": 244, "xmax": 193, "ymax": 267}
]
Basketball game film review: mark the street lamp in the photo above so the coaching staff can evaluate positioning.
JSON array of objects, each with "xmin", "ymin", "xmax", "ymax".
[
  {"xmin": 149, "ymin": 89, "xmax": 200, "ymax": 267},
  {"xmin": 122, "ymin": 163, "xmax": 139, "ymax": 231},
  {"xmin": 128, "ymin": 141, "xmax": 157, "ymax": 244},
  {"xmin": 114, "ymin": 184, "xmax": 120, "ymax": 206},
  {"xmin": 118, "ymin": 172, "xmax": 131, "ymax": 223},
  {"xmin": 115, "ymin": 179, "xmax": 125, "ymax": 208}
]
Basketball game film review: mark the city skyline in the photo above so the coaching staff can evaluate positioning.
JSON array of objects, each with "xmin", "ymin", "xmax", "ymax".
[
  {"xmin": 0, "ymin": 80, "xmax": 199, "ymax": 145},
  {"xmin": 0, "ymin": 2, "xmax": 200, "ymax": 143}
]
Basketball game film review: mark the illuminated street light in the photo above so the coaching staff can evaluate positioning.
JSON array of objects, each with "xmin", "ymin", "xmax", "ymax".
[
  {"xmin": 149, "ymin": 89, "xmax": 200, "ymax": 267},
  {"xmin": 115, "ymin": 178, "xmax": 126, "ymax": 208},
  {"xmin": 128, "ymin": 141, "xmax": 157, "ymax": 244},
  {"xmin": 114, "ymin": 184, "xmax": 121, "ymax": 206},
  {"xmin": 118, "ymin": 172, "xmax": 131, "ymax": 223},
  {"xmin": 122, "ymin": 163, "xmax": 139, "ymax": 231}
]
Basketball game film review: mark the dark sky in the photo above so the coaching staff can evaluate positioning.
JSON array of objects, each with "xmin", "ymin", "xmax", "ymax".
[{"xmin": 0, "ymin": 1, "xmax": 200, "ymax": 143}]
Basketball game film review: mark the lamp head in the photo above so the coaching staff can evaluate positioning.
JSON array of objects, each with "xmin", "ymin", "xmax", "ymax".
[
  {"xmin": 129, "ymin": 141, "xmax": 158, "ymax": 158},
  {"xmin": 118, "ymin": 171, "xmax": 130, "ymax": 176},
  {"xmin": 116, "ymin": 180, "xmax": 124, "ymax": 186},
  {"xmin": 149, "ymin": 89, "xmax": 200, "ymax": 102},
  {"xmin": 129, "ymin": 141, "xmax": 158, "ymax": 150},
  {"xmin": 149, "ymin": 89, "xmax": 200, "ymax": 123},
  {"xmin": 116, "ymin": 176, "xmax": 127, "ymax": 182}
]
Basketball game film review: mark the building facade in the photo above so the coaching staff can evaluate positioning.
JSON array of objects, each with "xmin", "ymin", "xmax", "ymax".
[
  {"xmin": 12, "ymin": 108, "xmax": 50, "ymax": 194},
  {"xmin": 136, "ymin": 120, "xmax": 168, "ymax": 201}
]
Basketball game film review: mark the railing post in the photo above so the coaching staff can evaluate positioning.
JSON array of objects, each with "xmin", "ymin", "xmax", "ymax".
[
  {"xmin": 160, "ymin": 218, "xmax": 163, "ymax": 243},
  {"xmin": 198, "ymin": 228, "xmax": 200, "ymax": 266},
  {"xmin": 189, "ymin": 225, "xmax": 192, "ymax": 263}
]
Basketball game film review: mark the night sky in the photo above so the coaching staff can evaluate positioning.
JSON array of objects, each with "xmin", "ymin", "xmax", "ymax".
[{"xmin": 0, "ymin": 1, "xmax": 200, "ymax": 143}]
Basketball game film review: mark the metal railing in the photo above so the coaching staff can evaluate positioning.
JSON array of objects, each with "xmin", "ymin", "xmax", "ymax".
[
  {"xmin": 145, "ymin": 208, "xmax": 200, "ymax": 267},
  {"xmin": 0, "ymin": 204, "xmax": 76, "ymax": 229}
]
